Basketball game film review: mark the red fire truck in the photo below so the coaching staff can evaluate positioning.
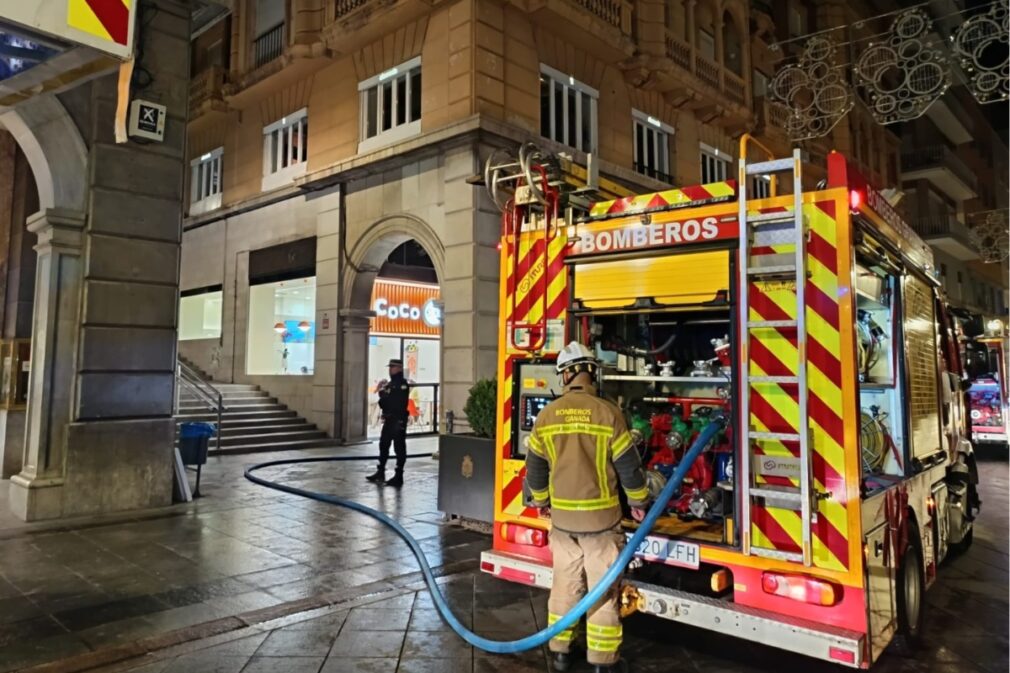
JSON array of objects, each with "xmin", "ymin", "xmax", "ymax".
[
  {"xmin": 967, "ymin": 328, "xmax": 1009, "ymax": 448},
  {"xmin": 478, "ymin": 138, "xmax": 980, "ymax": 668}
]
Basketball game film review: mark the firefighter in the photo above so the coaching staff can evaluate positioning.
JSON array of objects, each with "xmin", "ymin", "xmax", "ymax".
[
  {"xmin": 525, "ymin": 342, "xmax": 650, "ymax": 673},
  {"xmin": 366, "ymin": 358, "xmax": 410, "ymax": 487}
]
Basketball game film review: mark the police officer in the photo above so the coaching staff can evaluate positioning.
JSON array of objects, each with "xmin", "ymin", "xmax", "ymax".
[
  {"xmin": 525, "ymin": 342, "xmax": 650, "ymax": 673},
  {"xmin": 367, "ymin": 358, "xmax": 410, "ymax": 487}
]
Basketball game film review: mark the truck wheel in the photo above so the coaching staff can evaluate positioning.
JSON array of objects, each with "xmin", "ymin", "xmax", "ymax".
[{"xmin": 892, "ymin": 531, "xmax": 925, "ymax": 655}]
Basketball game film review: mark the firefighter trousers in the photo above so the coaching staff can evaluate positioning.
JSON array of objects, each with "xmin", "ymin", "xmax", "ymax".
[{"xmin": 547, "ymin": 526, "xmax": 625, "ymax": 665}]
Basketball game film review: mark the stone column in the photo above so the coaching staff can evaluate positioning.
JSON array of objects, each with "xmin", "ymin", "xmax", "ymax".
[
  {"xmin": 313, "ymin": 193, "xmax": 341, "ymax": 437},
  {"xmin": 339, "ymin": 312, "xmax": 371, "ymax": 444},
  {"xmin": 686, "ymin": 0, "xmax": 698, "ymax": 72},
  {"xmin": 8, "ymin": 209, "xmax": 85, "ymax": 520}
]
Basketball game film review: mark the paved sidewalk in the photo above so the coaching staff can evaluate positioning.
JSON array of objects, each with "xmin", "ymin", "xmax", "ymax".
[
  {"xmin": 0, "ymin": 438, "xmax": 487, "ymax": 672},
  {"xmin": 2, "ymin": 443, "xmax": 1007, "ymax": 673}
]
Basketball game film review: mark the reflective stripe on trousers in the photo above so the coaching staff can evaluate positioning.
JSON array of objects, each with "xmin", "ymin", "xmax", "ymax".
[{"xmin": 547, "ymin": 527, "xmax": 625, "ymax": 665}]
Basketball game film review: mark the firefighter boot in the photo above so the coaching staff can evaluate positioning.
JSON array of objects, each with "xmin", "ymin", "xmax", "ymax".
[
  {"xmin": 365, "ymin": 467, "xmax": 385, "ymax": 484},
  {"xmin": 384, "ymin": 471, "xmax": 404, "ymax": 488},
  {"xmin": 592, "ymin": 660, "xmax": 629, "ymax": 673},
  {"xmin": 551, "ymin": 651, "xmax": 574, "ymax": 672}
]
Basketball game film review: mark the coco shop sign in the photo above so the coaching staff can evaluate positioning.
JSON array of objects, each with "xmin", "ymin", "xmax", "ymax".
[{"xmin": 374, "ymin": 297, "xmax": 442, "ymax": 327}]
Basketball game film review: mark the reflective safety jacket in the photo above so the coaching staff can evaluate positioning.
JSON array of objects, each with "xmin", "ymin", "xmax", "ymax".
[{"xmin": 525, "ymin": 383, "xmax": 649, "ymax": 534}]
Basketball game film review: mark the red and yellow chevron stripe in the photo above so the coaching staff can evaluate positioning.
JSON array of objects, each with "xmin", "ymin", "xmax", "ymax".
[
  {"xmin": 746, "ymin": 197, "xmax": 854, "ymax": 573},
  {"xmin": 495, "ymin": 227, "xmax": 570, "ymax": 530},
  {"xmin": 590, "ymin": 181, "xmax": 737, "ymax": 218},
  {"xmin": 68, "ymin": 0, "xmax": 132, "ymax": 46}
]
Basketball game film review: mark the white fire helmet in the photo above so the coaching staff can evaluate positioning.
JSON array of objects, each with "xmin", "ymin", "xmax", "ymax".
[{"xmin": 555, "ymin": 341, "xmax": 599, "ymax": 375}]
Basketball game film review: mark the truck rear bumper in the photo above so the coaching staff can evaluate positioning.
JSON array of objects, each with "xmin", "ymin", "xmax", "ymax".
[{"xmin": 480, "ymin": 549, "xmax": 866, "ymax": 669}]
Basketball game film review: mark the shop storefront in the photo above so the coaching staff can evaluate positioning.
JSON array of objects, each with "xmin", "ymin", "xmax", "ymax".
[
  {"xmin": 245, "ymin": 238, "xmax": 317, "ymax": 376},
  {"xmin": 367, "ymin": 279, "xmax": 442, "ymax": 437}
]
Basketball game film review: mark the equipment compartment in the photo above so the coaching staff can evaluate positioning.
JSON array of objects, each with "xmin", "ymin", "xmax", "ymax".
[{"xmin": 581, "ymin": 305, "xmax": 737, "ymax": 547}]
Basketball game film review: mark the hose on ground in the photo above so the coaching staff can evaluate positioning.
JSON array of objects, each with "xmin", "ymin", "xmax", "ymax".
[{"xmin": 245, "ymin": 415, "xmax": 726, "ymax": 653}]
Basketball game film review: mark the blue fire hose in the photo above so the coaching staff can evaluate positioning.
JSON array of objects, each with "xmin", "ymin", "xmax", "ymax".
[{"xmin": 245, "ymin": 415, "xmax": 726, "ymax": 654}]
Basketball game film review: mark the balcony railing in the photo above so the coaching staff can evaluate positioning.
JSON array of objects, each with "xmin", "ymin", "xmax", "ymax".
[
  {"xmin": 696, "ymin": 55, "xmax": 720, "ymax": 90},
  {"xmin": 334, "ymin": 0, "xmax": 370, "ymax": 20},
  {"xmin": 633, "ymin": 163, "xmax": 676, "ymax": 185},
  {"xmin": 914, "ymin": 213, "xmax": 976, "ymax": 245},
  {"xmin": 575, "ymin": 0, "xmax": 630, "ymax": 31},
  {"xmin": 755, "ymin": 95, "xmax": 792, "ymax": 134},
  {"xmin": 666, "ymin": 32, "xmax": 691, "ymax": 69},
  {"xmin": 253, "ymin": 23, "xmax": 284, "ymax": 69},
  {"xmin": 665, "ymin": 30, "xmax": 749, "ymax": 109},
  {"xmin": 902, "ymin": 145, "xmax": 978, "ymax": 193},
  {"xmin": 725, "ymin": 72, "xmax": 746, "ymax": 105}
]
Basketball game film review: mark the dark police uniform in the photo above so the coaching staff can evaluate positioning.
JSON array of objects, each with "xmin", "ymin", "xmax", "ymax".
[{"xmin": 374, "ymin": 359, "xmax": 409, "ymax": 484}]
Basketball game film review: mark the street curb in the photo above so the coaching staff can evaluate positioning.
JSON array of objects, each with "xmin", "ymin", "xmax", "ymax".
[{"xmin": 15, "ymin": 561, "xmax": 476, "ymax": 673}]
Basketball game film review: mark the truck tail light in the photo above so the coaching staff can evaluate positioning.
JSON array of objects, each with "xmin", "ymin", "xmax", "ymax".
[
  {"xmin": 829, "ymin": 647, "xmax": 856, "ymax": 664},
  {"xmin": 500, "ymin": 522, "xmax": 547, "ymax": 547},
  {"xmin": 761, "ymin": 572, "xmax": 842, "ymax": 606}
]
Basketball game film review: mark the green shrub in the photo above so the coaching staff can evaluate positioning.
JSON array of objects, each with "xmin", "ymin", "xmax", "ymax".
[{"xmin": 463, "ymin": 378, "xmax": 497, "ymax": 438}]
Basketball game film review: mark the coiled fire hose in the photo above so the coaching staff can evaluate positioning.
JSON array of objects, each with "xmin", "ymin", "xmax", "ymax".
[{"xmin": 245, "ymin": 415, "xmax": 727, "ymax": 653}]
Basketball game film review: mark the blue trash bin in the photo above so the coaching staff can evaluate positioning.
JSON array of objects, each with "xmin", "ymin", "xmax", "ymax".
[
  {"xmin": 178, "ymin": 422, "xmax": 216, "ymax": 498},
  {"xmin": 178, "ymin": 422, "xmax": 216, "ymax": 465}
]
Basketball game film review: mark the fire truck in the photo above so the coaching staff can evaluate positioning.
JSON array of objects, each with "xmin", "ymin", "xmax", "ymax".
[
  {"xmin": 477, "ymin": 138, "xmax": 980, "ymax": 668},
  {"xmin": 966, "ymin": 326, "xmax": 1008, "ymax": 448}
]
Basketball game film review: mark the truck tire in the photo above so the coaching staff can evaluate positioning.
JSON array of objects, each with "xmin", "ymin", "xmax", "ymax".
[{"xmin": 892, "ymin": 531, "xmax": 925, "ymax": 656}]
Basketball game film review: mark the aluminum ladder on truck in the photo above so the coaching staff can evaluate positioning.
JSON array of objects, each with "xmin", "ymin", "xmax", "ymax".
[{"xmin": 736, "ymin": 140, "xmax": 816, "ymax": 567}]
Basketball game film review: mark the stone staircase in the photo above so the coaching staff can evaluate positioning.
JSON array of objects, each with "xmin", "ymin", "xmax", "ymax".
[{"xmin": 176, "ymin": 383, "xmax": 333, "ymax": 455}]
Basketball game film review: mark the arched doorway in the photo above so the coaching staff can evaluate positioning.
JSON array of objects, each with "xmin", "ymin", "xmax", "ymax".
[
  {"xmin": 365, "ymin": 241, "xmax": 441, "ymax": 438},
  {"xmin": 341, "ymin": 216, "xmax": 445, "ymax": 444},
  {"xmin": 0, "ymin": 94, "xmax": 88, "ymax": 519}
]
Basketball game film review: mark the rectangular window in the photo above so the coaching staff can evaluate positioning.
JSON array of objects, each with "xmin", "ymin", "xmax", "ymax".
[
  {"xmin": 750, "ymin": 175, "xmax": 772, "ymax": 199},
  {"xmin": 632, "ymin": 110, "xmax": 673, "ymax": 181},
  {"xmin": 179, "ymin": 288, "xmax": 223, "ymax": 341},
  {"xmin": 789, "ymin": 3, "xmax": 808, "ymax": 37},
  {"xmin": 190, "ymin": 147, "xmax": 223, "ymax": 215},
  {"xmin": 539, "ymin": 64, "xmax": 598, "ymax": 154},
  {"xmin": 698, "ymin": 30, "xmax": 716, "ymax": 60},
  {"xmin": 247, "ymin": 276, "xmax": 316, "ymax": 376},
  {"xmin": 359, "ymin": 57, "xmax": 422, "ymax": 153},
  {"xmin": 262, "ymin": 108, "xmax": 308, "ymax": 191},
  {"xmin": 700, "ymin": 143, "xmax": 731, "ymax": 184}
]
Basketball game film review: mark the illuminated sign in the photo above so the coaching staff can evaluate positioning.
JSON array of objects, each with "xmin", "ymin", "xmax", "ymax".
[
  {"xmin": 370, "ymin": 279, "xmax": 441, "ymax": 337},
  {"xmin": 573, "ymin": 216, "xmax": 737, "ymax": 255},
  {"xmin": 0, "ymin": 1, "xmax": 136, "ymax": 60},
  {"xmin": 374, "ymin": 297, "xmax": 442, "ymax": 327}
]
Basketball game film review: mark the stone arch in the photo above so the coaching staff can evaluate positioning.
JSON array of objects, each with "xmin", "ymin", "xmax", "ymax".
[
  {"xmin": 339, "ymin": 214, "xmax": 446, "ymax": 443},
  {"xmin": 0, "ymin": 94, "xmax": 88, "ymax": 490},
  {"xmin": 343, "ymin": 213, "xmax": 446, "ymax": 310},
  {"xmin": 0, "ymin": 95, "xmax": 88, "ymax": 212}
]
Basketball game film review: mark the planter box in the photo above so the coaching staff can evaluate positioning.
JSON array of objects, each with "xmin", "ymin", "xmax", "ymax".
[{"xmin": 437, "ymin": 433, "xmax": 496, "ymax": 523}]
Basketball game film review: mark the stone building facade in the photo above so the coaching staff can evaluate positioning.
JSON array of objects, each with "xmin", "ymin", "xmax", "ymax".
[{"xmin": 180, "ymin": 0, "xmax": 909, "ymax": 443}]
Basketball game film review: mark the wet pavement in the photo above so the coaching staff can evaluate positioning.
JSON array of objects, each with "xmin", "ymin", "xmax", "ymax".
[{"xmin": 0, "ymin": 441, "xmax": 1006, "ymax": 673}]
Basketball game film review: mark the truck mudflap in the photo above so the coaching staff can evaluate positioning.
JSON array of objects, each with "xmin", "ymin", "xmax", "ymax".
[{"xmin": 480, "ymin": 550, "xmax": 866, "ymax": 668}]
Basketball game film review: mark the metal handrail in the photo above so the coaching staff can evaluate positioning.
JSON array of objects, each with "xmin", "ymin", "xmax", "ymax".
[{"xmin": 176, "ymin": 359, "xmax": 225, "ymax": 452}]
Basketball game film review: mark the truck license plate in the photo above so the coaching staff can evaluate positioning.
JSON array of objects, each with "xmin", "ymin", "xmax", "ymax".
[{"xmin": 627, "ymin": 533, "xmax": 700, "ymax": 569}]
